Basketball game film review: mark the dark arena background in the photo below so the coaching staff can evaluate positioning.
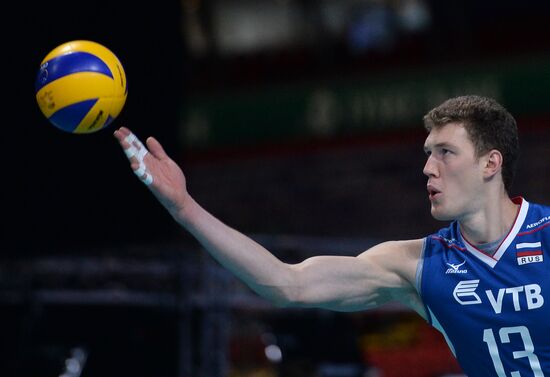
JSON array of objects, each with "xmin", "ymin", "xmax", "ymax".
[{"xmin": 3, "ymin": 1, "xmax": 550, "ymax": 376}]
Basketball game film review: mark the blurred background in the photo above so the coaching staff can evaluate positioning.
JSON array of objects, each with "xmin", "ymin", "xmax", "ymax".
[{"xmin": 4, "ymin": 0, "xmax": 550, "ymax": 376}]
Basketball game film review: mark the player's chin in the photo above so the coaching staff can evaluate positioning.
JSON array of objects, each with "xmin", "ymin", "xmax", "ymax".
[{"xmin": 430, "ymin": 206, "xmax": 454, "ymax": 221}]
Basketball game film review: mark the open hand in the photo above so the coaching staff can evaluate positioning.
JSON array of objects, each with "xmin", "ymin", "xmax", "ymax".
[{"xmin": 114, "ymin": 127, "xmax": 190, "ymax": 217}]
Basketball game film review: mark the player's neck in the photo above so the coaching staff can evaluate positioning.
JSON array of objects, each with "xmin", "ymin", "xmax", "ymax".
[{"xmin": 459, "ymin": 194, "xmax": 519, "ymax": 246}]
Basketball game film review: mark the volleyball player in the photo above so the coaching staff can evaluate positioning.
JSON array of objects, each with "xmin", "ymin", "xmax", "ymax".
[{"xmin": 114, "ymin": 95, "xmax": 550, "ymax": 376}]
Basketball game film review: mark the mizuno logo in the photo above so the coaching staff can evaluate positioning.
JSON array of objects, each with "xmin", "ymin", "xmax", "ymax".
[{"xmin": 446, "ymin": 260, "xmax": 468, "ymax": 274}]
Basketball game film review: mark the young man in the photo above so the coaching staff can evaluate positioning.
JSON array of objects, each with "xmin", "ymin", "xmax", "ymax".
[{"xmin": 114, "ymin": 95, "xmax": 549, "ymax": 376}]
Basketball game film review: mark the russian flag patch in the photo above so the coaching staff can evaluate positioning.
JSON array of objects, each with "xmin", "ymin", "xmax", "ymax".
[{"xmin": 516, "ymin": 242, "xmax": 544, "ymax": 265}]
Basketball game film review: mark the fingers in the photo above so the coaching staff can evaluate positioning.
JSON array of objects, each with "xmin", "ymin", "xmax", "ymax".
[
  {"xmin": 124, "ymin": 132, "xmax": 148, "ymax": 161},
  {"xmin": 113, "ymin": 126, "xmax": 131, "ymax": 142},
  {"xmin": 114, "ymin": 127, "xmax": 154, "ymax": 186},
  {"xmin": 146, "ymin": 136, "xmax": 169, "ymax": 160}
]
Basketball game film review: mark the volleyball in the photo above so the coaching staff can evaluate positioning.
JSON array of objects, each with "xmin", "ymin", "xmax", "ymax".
[{"xmin": 35, "ymin": 40, "xmax": 127, "ymax": 134}]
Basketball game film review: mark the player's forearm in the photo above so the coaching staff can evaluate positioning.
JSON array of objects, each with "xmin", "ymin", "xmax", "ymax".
[{"xmin": 173, "ymin": 198, "xmax": 296, "ymax": 306}]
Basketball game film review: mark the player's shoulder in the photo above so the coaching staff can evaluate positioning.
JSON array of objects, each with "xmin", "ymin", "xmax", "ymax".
[
  {"xmin": 367, "ymin": 225, "xmax": 459, "ymax": 261},
  {"xmin": 525, "ymin": 198, "xmax": 550, "ymax": 215},
  {"xmin": 363, "ymin": 239, "xmax": 425, "ymax": 262},
  {"xmin": 521, "ymin": 198, "xmax": 550, "ymax": 233},
  {"xmin": 420, "ymin": 221, "xmax": 467, "ymax": 260},
  {"xmin": 425, "ymin": 221, "xmax": 459, "ymax": 244}
]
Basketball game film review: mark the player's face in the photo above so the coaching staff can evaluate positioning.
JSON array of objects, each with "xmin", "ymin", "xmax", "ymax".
[{"xmin": 423, "ymin": 122, "xmax": 487, "ymax": 221}]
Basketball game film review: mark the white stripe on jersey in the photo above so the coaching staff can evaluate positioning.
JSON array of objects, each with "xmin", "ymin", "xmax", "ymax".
[{"xmin": 516, "ymin": 242, "xmax": 542, "ymax": 249}]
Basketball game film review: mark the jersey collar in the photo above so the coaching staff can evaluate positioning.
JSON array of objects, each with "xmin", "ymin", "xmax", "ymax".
[{"xmin": 460, "ymin": 197, "xmax": 529, "ymax": 268}]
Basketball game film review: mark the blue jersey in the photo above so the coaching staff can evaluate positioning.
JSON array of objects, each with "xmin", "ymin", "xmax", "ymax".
[{"xmin": 419, "ymin": 197, "xmax": 550, "ymax": 377}]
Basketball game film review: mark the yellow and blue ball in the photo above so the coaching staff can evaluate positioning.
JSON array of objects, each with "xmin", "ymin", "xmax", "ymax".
[{"xmin": 35, "ymin": 40, "xmax": 127, "ymax": 134}]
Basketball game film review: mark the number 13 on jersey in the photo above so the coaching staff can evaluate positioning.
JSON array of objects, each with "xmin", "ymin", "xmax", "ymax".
[{"xmin": 483, "ymin": 326, "xmax": 544, "ymax": 377}]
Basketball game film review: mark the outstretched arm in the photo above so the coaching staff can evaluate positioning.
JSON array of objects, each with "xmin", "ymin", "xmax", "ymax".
[
  {"xmin": 114, "ymin": 128, "xmax": 425, "ymax": 315},
  {"xmin": 114, "ymin": 127, "xmax": 297, "ymax": 305}
]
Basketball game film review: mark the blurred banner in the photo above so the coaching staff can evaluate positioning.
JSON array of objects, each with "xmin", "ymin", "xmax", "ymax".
[{"xmin": 180, "ymin": 56, "xmax": 550, "ymax": 149}]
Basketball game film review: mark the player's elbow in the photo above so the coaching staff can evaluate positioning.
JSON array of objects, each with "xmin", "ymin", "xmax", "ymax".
[
  {"xmin": 254, "ymin": 269, "xmax": 305, "ymax": 308},
  {"xmin": 264, "ymin": 284, "xmax": 306, "ymax": 308},
  {"xmin": 249, "ymin": 283, "xmax": 298, "ymax": 308},
  {"xmin": 274, "ymin": 267, "xmax": 315, "ymax": 308}
]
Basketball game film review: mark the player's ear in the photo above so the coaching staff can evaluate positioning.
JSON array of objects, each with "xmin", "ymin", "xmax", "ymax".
[{"xmin": 483, "ymin": 149, "xmax": 503, "ymax": 178}]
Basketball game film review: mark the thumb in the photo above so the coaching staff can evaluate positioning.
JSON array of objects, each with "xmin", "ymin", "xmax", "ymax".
[{"xmin": 146, "ymin": 136, "xmax": 169, "ymax": 160}]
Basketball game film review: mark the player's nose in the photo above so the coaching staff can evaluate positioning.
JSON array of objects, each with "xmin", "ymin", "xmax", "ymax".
[{"xmin": 423, "ymin": 155, "xmax": 438, "ymax": 177}]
